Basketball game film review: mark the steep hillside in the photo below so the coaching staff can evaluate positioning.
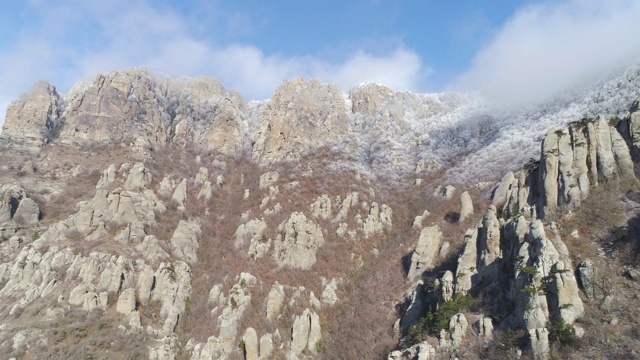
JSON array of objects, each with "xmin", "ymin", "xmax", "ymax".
[{"xmin": 1, "ymin": 67, "xmax": 640, "ymax": 360}]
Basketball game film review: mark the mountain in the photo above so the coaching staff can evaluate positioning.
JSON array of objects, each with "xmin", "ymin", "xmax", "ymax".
[{"xmin": 1, "ymin": 65, "xmax": 640, "ymax": 359}]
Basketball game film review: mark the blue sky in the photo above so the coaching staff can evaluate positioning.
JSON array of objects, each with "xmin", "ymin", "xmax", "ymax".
[{"xmin": 2, "ymin": 0, "xmax": 640, "ymax": 124}]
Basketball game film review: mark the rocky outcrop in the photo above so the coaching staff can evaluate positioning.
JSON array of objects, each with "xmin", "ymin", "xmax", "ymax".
[
  {"xmin": 124, "ymin": 162, "xmax": 152, "ymax": 190},
  {"xmin": 3, "ymin": 69, "xmax": 248, "ymax": 155},
  {"xmin": 259, "ymin": 171, "xmax": 279, "ymax": 189},
  {"xmin": 252, "ymin": 78, "xmax": 350, "ymax": 165},
  {"xmin": 266, "ymin": 283, "xmax": 285, "ymax": 320},
  {"xmin": 0, "ymin": 81, "xmax": 62, "ymax": 151},
  {"xmin": 0, "ymin": 184, "xmax": 41, "ymax": 228},
  {"xmin": 407, "ymin": 225, "xmax": 443, "ymax": 281},
  {"xmin": 459, "ymin": 191, "xmax": 473, "ymax": 222},
  {"xmin": 540, "ymin": 117, "xmax": 635, "ymax": 217},
  {"xmin": 170, "ymin": 220, "xmax": 201, "ymax": 264},
  {"xmin": 242, "ymin": 327, "xmax": 259, "ymax": 360},
  {"xmin": 577, "ymin": 260, "xmax": 603, "ymax": 301},
  {"xmin": 272, "ymin": 212, "xmax": 324, "ymax": 269},
  {"xmin": 290, "ymin": 308, "xmax": 322, "ymax": 356},
  {"xmin": 192, "ymin": 274, "xmax": 256, "ymax": 359},
  {"xmin": 58, "ymin": 69, "xmax": 169, "ymax": 149}
]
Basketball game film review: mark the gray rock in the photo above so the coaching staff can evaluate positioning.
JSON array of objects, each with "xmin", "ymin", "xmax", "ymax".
[
  {"xmin": 266, "ymin": 283, "xmax": 285, "ymax": 320},
  {"xmin": 252, "ymin": 78, "xmax": 350, "ymax": 165},
  {"xmin": 116, "ymin": 288, "xmax": 136, "ymax": 315},
  {"xmin": 171, "ymin": 179, "xmax": 187, "ymax": 206},
  {"xmin": 459, "ymin": 191, "xmax": 473, "ymax": 222},
  {"xmin": 242, "ymin": 327, "xmax": 259, "ymax": 360},
  {"xmin": 577, "ymin": 260, "xmax": 600, "ymax": 301},
  {"xmin": 273, "ymin": 212, "xmax": 324, "ymax": 269},
  {"xmin": 449, "ymin": 313, "xmax": 468, "ymax": 347},
  {"xmin": 170, "ymin": 220, "xmax": 201, "ymax": 264},
  {"xmin": 407, "ymin": 225, "xmax": 443, "ymax": 281},
  {"xmin": 454, "ymin": 228, "xmax": 478, "ymax": 296},
  {"xmin": 124, "ymin": 162, "xmax": 152, "ymax": 190},
  {"xmin": 0, "ymin": 81, "xmax": 62, "ymax": 151},
  {"xmin": 258, "ymin": 334, "xmax": 274, "ymax": 359}
]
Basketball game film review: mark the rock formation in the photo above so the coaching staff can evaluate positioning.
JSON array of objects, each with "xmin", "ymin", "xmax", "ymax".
[
  {"xmin": 0, "ymin": 81, "xmax": 62, "ymax": 152},
  {"xmin": 252, "ymin": 78, "xmax": 350, "ymax": 165}
]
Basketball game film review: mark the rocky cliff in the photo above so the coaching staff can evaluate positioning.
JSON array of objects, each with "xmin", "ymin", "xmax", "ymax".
[{"xmin": 2, "ymin": 67, "xmax": 640, "ymax": 360}]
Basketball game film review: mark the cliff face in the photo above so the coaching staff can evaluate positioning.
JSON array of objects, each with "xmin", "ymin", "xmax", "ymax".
[
  {"xmin": 0, "ymin": 81, "xmax": 63, "ymax": 151},
  {"xmin": 2, "ymin": 68, "xmax": 640, "ymax": 360},
  {"xmin": 251, "ymin": 78, "xmax": 350, "ymax": 165}
]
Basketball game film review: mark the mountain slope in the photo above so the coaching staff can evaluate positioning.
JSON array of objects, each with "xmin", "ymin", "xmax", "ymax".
[{"xmin": 1, "ymin": 65, "xmax": 640, "ymax": 360}]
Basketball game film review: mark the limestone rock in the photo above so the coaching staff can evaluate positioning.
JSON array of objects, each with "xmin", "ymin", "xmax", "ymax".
[
  {"xmin": 454, "ymin": 228, "xmax": 478, "ymax": 296},
  {"xmin": 291, "ymin": 311, "xmax": 311, "ymax": 355},
  {"xmin": 273, "ymin": 212, "xmax": 324, "ymax": 269},
  {"xmin": 252, "ymin": 78, "xmax": 350, "ymax": 165},
  {"xmin": 310, "ymin": 195, "xmax": 332, "ymax": 220},
  {"xmin": 96, "ymin": 164, "xmax": 117, "ymax": 189},
  {"xmin": 158, "ymin": 176, "xmax": 176, "ymax": 197},
  {"xmin": 401, "ymin": 282, "xmax": 426, "ymax": 334},
  {"xmin": 529, "ymin": 328, "xmax": 550, "ymax": 360},
  {"xmin": 449, "ymin": 313, "xmax": 468, "ymax": 347},
  {"xmin": 1, "ymin": 81, "xmax": 62, "ymax": 150},
  {"xmin": 459, "ymin": 191, "xmax": 473, "ymax": 222},
  {"xmin": 266, "ymin": 283, "xmax": 285, "ymax": 320},
  {"xmin": 477, "ymin": 206, "xmax": 501, "ymax": 279},
  {"xmin": 290, "ymin": 308, "xmax": 321, "ymax": 355},
  {"xmin": 362, "ymin": 202, "xmax": 393, "ymax": 239},
  {"xmin": 259, "ymin": 171, "xmax": 279, "ymax": 189},
  {"xmin": 197, "ymin": 181, "xmax": 212, "ymax": 200},
  {"xmin": 116, "ymin": 288, "xmax": 136, "ymax": 315},
  {"xmin": 476, "ymin": 316, "xmax": 493, "ymax": 339},
  {"xmin": 259, "ymin": 334, "xmax": 274, "ymax": 359},
  {"xmin": 170, "ymin": 220, "xmax": 201, "ymax": 264},
  {"xmin": 388, "ymin": 341, "xmax": 435, "ymax": 360},
  {"xmin": 124, "ymin": 162, "xmax": 152, "ymax": 190},
  {"xmin": 549, "ymin": 261, "xmax": 584, "ymax": 324},
  {"xmin": 439, "ymin": 271, "xmax": 455, "ymax": 304},
  {"xmin": 494, "ymin": 172, "xmax": 515, "ymax": 210},
  {"xmin": 195, "ymin": 167, "xmax": 209, "ymax": 186},
  {"xmin": 578, "ymin": 260, "xmax": 602, "ymax": 300},
  {"xmin": 321, "ymin": 278, "xmax": 339, "ymax": 306},
  {"xmin": 0, "ymin": 185, "xmax": 40, "ymax": 226},
  {"xmin": 407, "ymin": 225, "xmax": 443, "ymax": 281},
  {"xmin": 172, "ymin": 179, "xmax": 187, "ymax": 206},
  {"xmin": 234, "ymin": 219, "xmax": 267, "ymax": 248},
  {"xmin": 412, "ymin": 210, "xmax": 430, "ymax": 229},
  {"xmin": 13, "ymin": 197, "xmax": 40, "ymax": 225},
  {"xmin": 242, "ymin": 327, "xmax": 259, "ymax": 360}
]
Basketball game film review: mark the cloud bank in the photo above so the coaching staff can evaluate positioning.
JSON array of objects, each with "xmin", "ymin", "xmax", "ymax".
[{"xmin": 455, "ymin": 0, "xmax": 640, "ymax": 109}]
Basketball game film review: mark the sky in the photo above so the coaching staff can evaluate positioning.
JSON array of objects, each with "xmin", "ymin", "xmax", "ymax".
[{"xmin": 1, "ymin": 0, "xmax": 640, "ymax": 125}]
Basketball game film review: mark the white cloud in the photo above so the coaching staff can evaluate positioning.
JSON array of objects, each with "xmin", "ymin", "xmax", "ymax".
[
  {"xmin": 455, "ymin": 0, "xmax": 640, "ymax": 109},
  {"xmin": 0, "ymin": 0, "xmax": 428, "ymax": 126}
]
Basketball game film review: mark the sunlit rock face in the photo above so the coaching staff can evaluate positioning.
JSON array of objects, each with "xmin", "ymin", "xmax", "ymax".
[
  {"xmin": 252, "ymin": 78, "xmax": 350, "ymax": 165},
  {"xmin": 1, "ymin": 81, "xmax": 63, "ymax": 151}
]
